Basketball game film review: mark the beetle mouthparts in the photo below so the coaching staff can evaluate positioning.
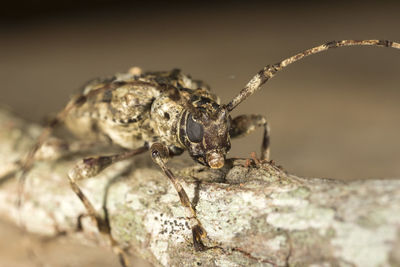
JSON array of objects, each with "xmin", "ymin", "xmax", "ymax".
[{"xmin": 206, "ymin": 152, "xmax": 224, "ymax": 169}]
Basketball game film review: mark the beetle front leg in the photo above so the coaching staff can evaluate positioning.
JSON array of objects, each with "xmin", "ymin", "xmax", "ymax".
[
  {"xmin": 229, "ymin": 114, "xmax": 270, "ymax": 161},
  {"xmin": 150, "ymin": 143, "xmax": 207, "ymax": 251}
]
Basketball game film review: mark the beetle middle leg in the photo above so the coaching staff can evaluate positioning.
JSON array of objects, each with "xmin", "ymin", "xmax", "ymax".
[
  {"xmin": 150, "ymin": 143, "xmax": 207, "ymax": 251},
  {"xmin": 229, "ymin": 114, "xmax": 270, "ymax": 161},
  {"xmin": 67, "ymin": 145, "xmax": 148, "ymax": 267}
]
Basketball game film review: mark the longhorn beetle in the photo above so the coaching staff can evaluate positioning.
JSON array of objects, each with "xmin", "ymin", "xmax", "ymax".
[{"xmin": 15, "ymin": 40, "xmax": 400, "ymax": 266}]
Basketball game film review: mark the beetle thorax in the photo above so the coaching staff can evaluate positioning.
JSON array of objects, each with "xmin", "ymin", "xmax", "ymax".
[{"xmin": 150, "ymin": 93, "xmax": 185, "ymax": 148}]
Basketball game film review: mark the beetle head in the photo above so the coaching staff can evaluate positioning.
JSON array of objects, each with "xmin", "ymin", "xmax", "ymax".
[{"xmin": 179, "ymin": 98, "xmax": 231, "ymax": 169}]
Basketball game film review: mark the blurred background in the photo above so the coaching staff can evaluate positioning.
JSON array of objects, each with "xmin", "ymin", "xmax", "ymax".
[{"xmin": 0, "ymin": 0, "xmax": 399, "ymax": 266}]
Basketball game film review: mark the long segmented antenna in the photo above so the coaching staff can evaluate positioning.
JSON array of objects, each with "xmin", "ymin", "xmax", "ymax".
[{"xmin": 226, "ymin": 40, "xmax": 400, "ymax": 112}]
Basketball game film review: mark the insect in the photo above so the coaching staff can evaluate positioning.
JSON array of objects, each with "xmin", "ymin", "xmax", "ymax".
[{"xmin": 15, "ymin": 40, "xmax": 399, "ymax": 266}]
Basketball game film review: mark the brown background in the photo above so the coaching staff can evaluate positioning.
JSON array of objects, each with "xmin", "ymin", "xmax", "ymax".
[{"xmin": 0, "ymin": 1, "xmax": 399, "ymax": 266}]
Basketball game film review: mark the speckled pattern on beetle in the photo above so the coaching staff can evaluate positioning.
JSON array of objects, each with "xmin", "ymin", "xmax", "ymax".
[{"xmin": 66, "ymin": 68, "xmax": 236, "ymax": 169}]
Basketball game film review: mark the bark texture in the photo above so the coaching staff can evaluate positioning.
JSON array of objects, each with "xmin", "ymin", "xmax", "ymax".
[{"xmin": 0, "ymin": 107, "xmax": 399, "ymax": 267}]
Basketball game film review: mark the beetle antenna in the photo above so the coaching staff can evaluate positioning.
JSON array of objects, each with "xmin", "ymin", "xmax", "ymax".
[{"xmin": 226, "ymin": 40, "xmax": 400, "ymax": 112}]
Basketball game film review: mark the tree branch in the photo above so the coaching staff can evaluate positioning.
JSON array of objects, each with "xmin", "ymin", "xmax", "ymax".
[{"xmin": 0, "ymin": 107, "xmax": 399, "ymax": 267}]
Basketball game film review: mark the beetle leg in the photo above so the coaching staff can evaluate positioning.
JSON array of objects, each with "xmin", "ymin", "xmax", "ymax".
[
  {"xmin": 229, "ymin": 114, "xmax": 270, "ymax": 161},
  {"xmin": 150, "ymin": 143, "xmax": 207, "ymax": 251},
  {"xmin": 67, "ymin": 145, "xmax": 148, "ymax": 267},
  {"xmin": 33, "ymin": 137, "xmax": 107, "ymax": 161},
  {"xmin": 17, "ymin": 94, "xmax": 88, "ymax": 207}
]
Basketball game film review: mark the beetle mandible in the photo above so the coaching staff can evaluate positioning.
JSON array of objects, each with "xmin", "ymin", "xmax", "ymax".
[{"xmin": 16, "ymin": 39, "xmax": 400, "ymax": 266}]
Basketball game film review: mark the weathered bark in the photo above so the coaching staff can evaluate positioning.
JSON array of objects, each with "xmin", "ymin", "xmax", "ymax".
[{"xmin": 0, "ymin": 107, "xmax": 399, "ymax": 267}]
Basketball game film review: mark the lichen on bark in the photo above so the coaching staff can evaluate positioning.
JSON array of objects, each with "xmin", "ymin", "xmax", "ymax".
[{"xmin": 0, "ymin": 107, "xmax": 399, "ymax": 267}]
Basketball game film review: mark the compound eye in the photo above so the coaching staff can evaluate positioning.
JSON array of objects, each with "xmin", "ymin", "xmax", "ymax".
[{"xmin": 186, "ymin": 113, "xmax": 204, "ymax": 143}]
